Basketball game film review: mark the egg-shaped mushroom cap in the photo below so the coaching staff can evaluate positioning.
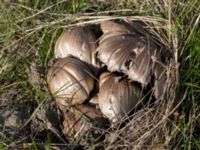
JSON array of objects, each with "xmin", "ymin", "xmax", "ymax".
[
  {"xmin": 47, "ymin": 56, "xmax": 95, "ymax": 107},
  {"xmin": 55, "ymin": 26, "xmax": 100, "ymax": 68},
  {"xmin": 98, "ymin": 74, "xmax": 143, "ymax": 123}
]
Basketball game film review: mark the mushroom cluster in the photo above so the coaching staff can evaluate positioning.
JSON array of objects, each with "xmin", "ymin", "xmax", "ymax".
[{"xmin": 47, "ymin": 19, "xmax": 169, "ymax": 137}]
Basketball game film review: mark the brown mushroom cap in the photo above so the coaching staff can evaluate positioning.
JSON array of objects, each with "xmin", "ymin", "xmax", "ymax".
[
  {"xmin": 55, "ymin": 26, "xmax": 100, "ymax": 68},
  {"xmin": 98, "ymin": 73, "xmax": 144, "ymax": 123},
  {"xmin": 47, "ymin": 56, "xmax": 95, "ymax": 107},
  {"xmin": 62, "ymin": 104, "xmax": 106, "ymax": 138}
]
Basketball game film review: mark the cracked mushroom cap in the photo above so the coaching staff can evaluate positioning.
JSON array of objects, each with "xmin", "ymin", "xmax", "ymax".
[
  {"xmin": 47, "ymin": 56, "xmax": 95, "ymax": 108},
  {"xmin": 97, "ymin": 21, "xmax": 158, "ymax": 85},
  {"xmin": 98, "ymin": 73, "xmax": 144, "ymax": 123},
  {"xmin": 55, "ymin": 26, "xmax": 100, "ymax": 68}
]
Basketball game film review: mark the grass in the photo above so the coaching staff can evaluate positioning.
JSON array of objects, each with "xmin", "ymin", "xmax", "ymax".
[{"xmin": 0, "ymin": 0, "xmax": 199, "ymax": 149}]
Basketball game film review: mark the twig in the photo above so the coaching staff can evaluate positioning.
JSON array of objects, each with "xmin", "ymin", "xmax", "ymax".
[{"xmin": 0, "ymin": 81, "xmax": 21, "ymax": 90}]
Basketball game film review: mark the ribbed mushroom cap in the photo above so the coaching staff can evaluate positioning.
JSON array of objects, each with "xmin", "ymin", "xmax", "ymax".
[
  {"xmin": 47, "ymin": 56, "xmax": 95, "ymax": 107},
  {"xmin": 98, "ymin": 73, "xmax": 143, "ymax": 123},
  {"xmin": 97, "ymin": 30, "xmax": 158, "ymax": 85},
  {"xmin": 55, "ymin": 26, "xmax": 100, "ymax": 68},
  {"xmin": 62, "ymin": 104, "xmax": 106, "ymax": 138}
]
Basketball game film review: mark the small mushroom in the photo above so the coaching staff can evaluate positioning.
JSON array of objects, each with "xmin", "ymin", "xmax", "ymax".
[
  {"xmin": 55, "ymin": 26, "xmax": 100, "ymax": 68},
  {"xmin": 47, "ymin": 56, "xmax": 95, "ymax": 108},
  {"xmin": 97, "ymin": 21, "xmax": 158, "ymax": 85},
  {"xmin": 98, "ymin": 73, "xmax": 144, "ymax": 123},
  {"xmin": 62, "ymin": 104, "xmax": 108, "ymax": 139}
]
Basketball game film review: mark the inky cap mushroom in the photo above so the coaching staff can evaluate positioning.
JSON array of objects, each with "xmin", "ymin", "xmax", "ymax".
[
  {"xmin": 55, "ymin": 26, "xmax": 100, "ymax": 68},
  {"xmin": 47, "ymin": 56, "xmax": 95, "ymax": 108},
  {"xmin": 98, "ymin": 73, "xmax": 144, "ymax": 123}
]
